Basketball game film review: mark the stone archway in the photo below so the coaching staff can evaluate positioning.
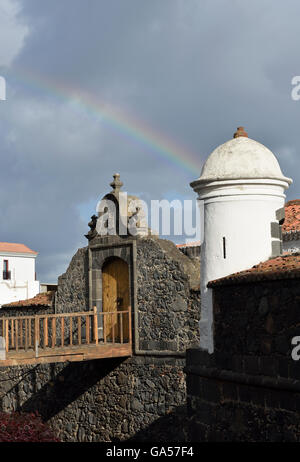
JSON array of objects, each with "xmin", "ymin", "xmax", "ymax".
[{"xmin": 102, "ymin": 257, "xmax": 130, "ymax": 341}]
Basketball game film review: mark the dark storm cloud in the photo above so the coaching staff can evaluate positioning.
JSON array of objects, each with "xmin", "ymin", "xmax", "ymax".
[{"xmin": 0, "ymin": 0, "xmax": 300, "ymax": 281}]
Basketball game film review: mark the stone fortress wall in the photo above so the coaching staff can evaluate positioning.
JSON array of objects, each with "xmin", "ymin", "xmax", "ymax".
[
  {"xmin": 186, "ymin": 274, "xmax": 300, "ymax": 442},
  {"xmin": 0, "ymin": 236, "xmax": 200, "ymax": 442}
]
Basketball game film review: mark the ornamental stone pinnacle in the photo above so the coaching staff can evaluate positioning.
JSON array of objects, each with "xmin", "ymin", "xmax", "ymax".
[
  {"xmin": 110, "ymin": 173, "xmax": 123, "ymax": 193},
  {"xmin": 233, "ymin": 126, "xmax": 248, "ymax": 138}
]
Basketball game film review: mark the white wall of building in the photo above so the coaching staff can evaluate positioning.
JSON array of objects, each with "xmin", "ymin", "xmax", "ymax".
[
  {"xmin": 0, "ymin": 252, "xmax": 40, "ymax": 306},
  {"xmin": 197, "ymin": 180, "xmax": 287, "ymax": 353},
  {"xmin": 0, "ymin": 254, "xmax": 35, "ymax": 281},
  {"xmin": 201, "ymin": 182, "xmax": 286, "ymax": 283},
  {"xmin": 191, "ymin": 134, "xmax": 292, "ymax": 355}
]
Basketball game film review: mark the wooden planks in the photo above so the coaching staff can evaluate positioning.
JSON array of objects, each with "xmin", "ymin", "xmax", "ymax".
[
  {"xmin": 78, "ymin": 317, "xmax": 81, "ymax": 345},
  {"xmin": 52, "ymin": 318, "xmax": 56, "ymax": 348},
  {"xmin": 93, "ymin": 306, "xmax": 98, "ymax": 345},
  {"xmin": 0, "ymin": 306, "xmax": 132, "ymax": 366},
  {"xmin": 0, "ymin": 343, "xmax": 132, "ymax": 367},
  {"xmin": 69, "ymin": 317, "xmax": 73, "ymax": 346},
  {"xmin": 15, "ymin": 319, "xmax": 19, "ymax": 352},
  {"xmin": 61, "ymin": 317, "xmax": 64, "ymax": 347},
  {"xmin": 5, "ymin": 320, "xmax": 8, "ymax": 353},
  {"xmin": 86, "ymin": 315, "xmax": 90, "ymax": 344},
  {"xmin": 43, "ymin": 318, "xmax": 48, "ymax": 348}
]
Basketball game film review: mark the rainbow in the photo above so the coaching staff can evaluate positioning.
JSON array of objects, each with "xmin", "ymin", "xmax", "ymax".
[{"xmin": 7, "ymin": 67, "xmax": 201, "ymax": 177}]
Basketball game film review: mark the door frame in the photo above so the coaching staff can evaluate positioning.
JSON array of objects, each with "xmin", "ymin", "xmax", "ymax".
[
  {"xmin": 102, "ymin": 256, "xmax": 130, "ymax": 341},
  {"xmin": 88, "ymin": 240, "xmax": 136, "ymax": 342}
]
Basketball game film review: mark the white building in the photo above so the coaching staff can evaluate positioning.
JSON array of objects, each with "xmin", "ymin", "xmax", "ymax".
[
  {"xmin": 0, "ymin": 242, "xmax": 40, "ymax": 307},
  {"xmin": 190, "ymin": 127, "xmax": 292, "ymax": 353}
]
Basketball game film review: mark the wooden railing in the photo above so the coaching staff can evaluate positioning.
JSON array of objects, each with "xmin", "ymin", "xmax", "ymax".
[{"xmin": 0, "ymin": 307, "xmax": 132, "ymax": 355}]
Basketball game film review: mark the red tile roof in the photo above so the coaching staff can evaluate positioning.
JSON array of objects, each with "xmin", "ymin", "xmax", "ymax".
[
  {"xmin": 282, "ymin": 200, "xmax": 300, "ymax": 233},
  {"xmin": 176, "ymin": 241, "xmax": 201, "ymax": 248},
  {"xmin": 208, "ymin": 253, "xmax": 300, "ymax": 287},
  {"xmin": 0, "ymin": 242, "xmax": 37, "ymax": 255},
  {"xmin": 1, "ymin": 291, "xmax": 54, "ymax": 308}
]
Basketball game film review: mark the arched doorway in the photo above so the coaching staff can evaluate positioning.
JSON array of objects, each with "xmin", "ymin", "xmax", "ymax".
[{"xmin": 102, "ymin": 257, "xmax": 130, "ymax": 342}]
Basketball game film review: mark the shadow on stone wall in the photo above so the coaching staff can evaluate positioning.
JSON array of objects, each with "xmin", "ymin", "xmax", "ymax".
[
  {"xmin": 126, "ymin": 405, "xmax": 189, "ymax": 442},
  {"xmin": 19, "ymin": 358, "xmax": 125, "ymax": 421},
  {"xmin": 0, "ymin": 355, "xmax": 189, "ymax": 441}
]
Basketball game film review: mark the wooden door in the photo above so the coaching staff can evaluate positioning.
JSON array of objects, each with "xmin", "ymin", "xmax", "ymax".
[{"xmin": 102, "ymin": 258, "xmax": 129, "ymax": 342}]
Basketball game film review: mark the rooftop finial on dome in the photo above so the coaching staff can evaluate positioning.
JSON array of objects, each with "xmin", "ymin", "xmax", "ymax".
[
  {"xmin": 110, "ymin": 173, "xmax": 123, "ymax": 193},
  {"xmin": 233, "ymin": 126, "xmax": 248, "ymax": 138}
]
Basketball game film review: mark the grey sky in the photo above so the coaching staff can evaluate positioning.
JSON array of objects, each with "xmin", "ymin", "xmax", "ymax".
[{"xmin": 0, "ymin": 0, "xmax": 300, "ymax": 282}]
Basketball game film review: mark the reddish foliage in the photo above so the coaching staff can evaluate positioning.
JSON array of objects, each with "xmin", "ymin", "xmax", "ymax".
[{"xmin": 0, "ymin": 411, "xmax": 60, "ymax": 442}]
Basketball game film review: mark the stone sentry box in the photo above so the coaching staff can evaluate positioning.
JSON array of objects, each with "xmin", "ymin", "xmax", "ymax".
[
  {"xmin": 82, "ymin": 173, "xmax": 200, "ymax": 355},
  {"xmin": 85, "ymin": 173, "xmax": 144, "ymax": 351}
]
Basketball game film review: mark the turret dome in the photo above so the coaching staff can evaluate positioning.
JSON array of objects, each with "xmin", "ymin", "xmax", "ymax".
[{"xmin": 191, "ymin": 128, "xmax": 292, "ymax": 186}]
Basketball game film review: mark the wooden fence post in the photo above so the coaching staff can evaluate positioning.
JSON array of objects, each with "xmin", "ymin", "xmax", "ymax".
[
  {"xmin": 128, "ymin": 307, "xmax": 132, "ymax": 344},
  {"xmin": 93, "ymin": 306, "xmax": 98, "ymax": 345},
  {"xmin": 5, "ymin": 320, "xmax": 8, "ymax": 353},
  {"xmin": 35, "ymin": 316, "xmax": 39, "ymax": 357}
]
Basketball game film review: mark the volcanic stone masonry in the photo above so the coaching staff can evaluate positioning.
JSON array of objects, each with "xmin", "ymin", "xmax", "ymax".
[
  {"xmin": 0, "ymin": 235, "xmax": 200, "ymax": 442},
  {"xmin": 186, "ymin": 273, "xmax": 300, "ymax": 442}
]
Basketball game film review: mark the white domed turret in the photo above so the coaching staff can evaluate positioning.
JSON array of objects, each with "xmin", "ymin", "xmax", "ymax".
[
  {"xmin": 191, "ymin": 127, "xmax": 292, "ymax": 353},
  {"xmin": 198, "ymin": 136, "xmax": 290, "ymax": 183}
]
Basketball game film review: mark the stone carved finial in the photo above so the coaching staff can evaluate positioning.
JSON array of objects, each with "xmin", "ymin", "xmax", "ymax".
[
  {"xmin": 85, "ymin": 215, "xmax": 98, "ymax": 241},
  {"xmin": 233, "ymin": 126, "xmax": 248, "ymax": 138},
  {"xmin": 88, "ymin": 215, "xmax": 98, "ymax": 231},
  {"xmin": 110, "ymin": 173, "xmax": 123, "ymax": 193}
]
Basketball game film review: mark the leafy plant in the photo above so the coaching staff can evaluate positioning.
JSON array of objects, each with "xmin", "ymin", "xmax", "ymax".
[{"xmin": 0, "ymin": 411, "xmax": 60, "ymax": 442}]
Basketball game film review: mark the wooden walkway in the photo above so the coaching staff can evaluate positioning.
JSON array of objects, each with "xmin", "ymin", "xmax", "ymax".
[{"xmin": 0, "ymin": 307, "xmax": 132, "ymax": 366}]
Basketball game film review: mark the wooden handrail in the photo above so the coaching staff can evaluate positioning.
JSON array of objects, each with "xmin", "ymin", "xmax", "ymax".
[
  {"xmin": 0, "ymin": 310, "xmax": 130, "ymax": 322},
  {"xmin": 0, "ymin": 310, "xmax": 95, "ymax": 322},
  {"xmin": 0, "ymin": 307, "xmax": 132, "ymax": 355}
]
